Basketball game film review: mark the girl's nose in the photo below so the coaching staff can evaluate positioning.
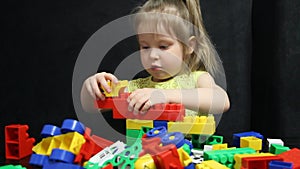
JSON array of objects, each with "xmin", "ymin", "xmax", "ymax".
[{"xmin": 149, "ymin": 48, "xmax": 159, "ymax": 60}]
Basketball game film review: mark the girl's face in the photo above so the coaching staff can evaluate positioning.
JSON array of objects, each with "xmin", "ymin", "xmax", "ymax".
[{"xmin": 138, "ymin": 33, "xmax": 184, "ymax": 82}]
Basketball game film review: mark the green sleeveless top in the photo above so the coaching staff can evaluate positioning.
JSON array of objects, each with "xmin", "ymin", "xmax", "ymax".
[{"xmin": 127, "ymin": 71, "xmax": 208, "ymax": 116}]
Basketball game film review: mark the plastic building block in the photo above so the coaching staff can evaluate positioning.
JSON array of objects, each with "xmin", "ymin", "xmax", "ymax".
[
  {"xmin": 134, "ymin": 154, "xmax": 157, "ymax": 169},
  {"xmin": 126, "ymin": 129, "xmax": 143, "ymax": 146},
  {"xmin": 204, "ymin": 147, "xmax": 256, "ymax": 168},
  {"xmin": 206, "ymin": 135, "xmax": 223, "ymax": 145},
  {"xmin": 269, "ymin": 160, "xmax": 293, "ymax": 169},
  {"xmin": 140, "ymin": 137, "xmax": 184, "ymax": 169},
  {"xmin": 5, "ymin": 124, "xmax": 35, "ymax": 160},
  {"xmin": 41, "ymin": 125, "xmax": 61, "ymax": 138},
  {"xmin": 212, "ymin": 143, "xmax": 228, "ymax": 150},
  {"xmin": 161, "ymin": 132, "xmax": 185, "ymax": 148},
  {"xmin": 204, "ymin": 145, "xmax": 213, "ymax": 151},
  {"xmin": 32, "ymin": 132, "xmax": 85, "ymax": 155},
  {"xmin": 43, "ymin": 161, "xmax": 84, "ymax": 169},
  {"xmin": 49, "ymin": 148, "xmax": 75, "ymax": 163},
  {"xmin": 102, "ymin": 80, "xmax": 128, "ymax": 97},
  {"xmin": 153, "ymin": 120, "xmax": 168, "ymax": 129},
  {"xmin": 277, "ymin": 148, "xmax": 300, "ymax": 169},
  {"xmin": 146, "ymin": 126, "xmax": 167, "ymax": 138},
  {"xmin": 29, "ymin": 153, "xmax": 49, "ymax": 167},
  {"xmin": 74, "ymin": 127, "xmax": 113, "ymax": 165},
  {"xmin": 241, "ymin": 156, "xmax": 283, "ymax": 169},
  {"xmin": 168, "ymin": 115, "xmax": 216, "ymax": 135},
  {"xmin": 240, "ymin": 136, "xmax": 262, "ymax": 151},
  {"xmin": 185, "ymin": 163, "xmax": 195, "ymax": 169},
  {"xmin": 267, "ymin": 138, "xmax": 284, "ymax": 147},
  {"xmin": 0, "ymin": 165, "xmax": 26, "ymax": 169},
  {"xmin": 233, "ymin": 131, "xmax": 263, "ymax": 147},
  {"xmin": 126, "ymin": 119, "xmax": 153, "ymax": 130},
  {"xmin": 234, "ymin": 153, "xmax": 274, "ymax": 169},
  {"xmin": 104, "ymin": 136, "xmax": 143, "ymax": 169},
  {"xmin": 195, "ymin": 160, "xmax": 229, "ymax": 169},
  {"xmin": 269, "ymin": 144, "xmax": 290, "ymax": 155},
  {"xmin": 95, "ymin": 93, "xmax": 185, "ymax": 121},
  {"xmin": 191, "ymin": 134, "xmax": 211, "ymax": 149},
  {"xmin": 61, "ymin": 119, "xmax": 85, "ymax": 135},
  {"xmin": 86, "ymin": 141, "xmax": 126, "ymax": 168},
  {"xmin": 177, "ymin": 147, "xmax": 193, "ymax": 167},
  {"xmin": 101, "ymin": 164, "xmax": 113, "ymax": 169}
]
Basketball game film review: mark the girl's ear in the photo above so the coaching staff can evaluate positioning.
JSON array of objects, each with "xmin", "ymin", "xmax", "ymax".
[{"xmin": 187, "ymin": 36, "xmax": 196, "ymax": 54}]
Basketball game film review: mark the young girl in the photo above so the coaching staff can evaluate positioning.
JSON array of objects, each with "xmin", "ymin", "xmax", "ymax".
[{"xmin": 81, "ymin": 0, "xmax": 230, "ymax": 116}]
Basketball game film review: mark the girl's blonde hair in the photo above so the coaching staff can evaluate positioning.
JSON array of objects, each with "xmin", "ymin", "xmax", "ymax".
[{"xmin": 133, "ymin": 0, "xmax": 221, "ymax": 77}]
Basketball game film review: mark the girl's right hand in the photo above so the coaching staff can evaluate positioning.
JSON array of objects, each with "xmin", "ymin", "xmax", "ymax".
[{"xmin": 83, "ymin": 72, "xmax": 119, "ymax": 100}]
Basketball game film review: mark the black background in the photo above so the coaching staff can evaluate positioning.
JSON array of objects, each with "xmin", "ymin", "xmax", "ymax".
[{"xmin": 1, "ymin": 0, "xmax": 299, "ymax": 165}]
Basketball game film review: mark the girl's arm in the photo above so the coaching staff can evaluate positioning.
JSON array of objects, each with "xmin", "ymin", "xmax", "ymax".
[
  {"xmin": 127, "ymin": 73, "xmax": 230, "ymax": 114},
  {"xmin": 163, "ymin": 73, "xmax": 230, "ymax": 114}
]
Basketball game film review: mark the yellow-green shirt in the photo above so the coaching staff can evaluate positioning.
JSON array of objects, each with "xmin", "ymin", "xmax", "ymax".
[{"xmin": 127, "ymin": 71, "xmax": 208, "ymax": 116}]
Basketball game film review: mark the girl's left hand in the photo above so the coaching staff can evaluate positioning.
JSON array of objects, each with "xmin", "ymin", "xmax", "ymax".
[{"xmin": 127, "ymin": 88, "xmax": 167, "ymax": 115}]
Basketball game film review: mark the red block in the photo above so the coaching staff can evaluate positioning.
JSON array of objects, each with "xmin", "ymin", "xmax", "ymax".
[
  {"xmin": 242, "ymin": 156, "xmax": 283, "ymax": 169},
  {"xmin": 5, "ymin": 124, "xmax": 35, "ymax": 160},
  {"xmin": 140, "ymin": 137, "xmax": 183, "ymax": 169},
  {"xmin": 278, "ymin": 148, "xmax": 300, "ymax": 169},
  {"xmin": 95, "ymin": 93, "xmax": 185, "ymax": 121},
  {"xmin": 74, "ymin": 127, "xmax": 113, "ymax": 165}
]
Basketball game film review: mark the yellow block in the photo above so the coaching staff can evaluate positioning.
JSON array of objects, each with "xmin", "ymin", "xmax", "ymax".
[
  {"xmin": 212, "ymin": 143, "xmax": 228, "ymax": 150},
  {"xmin": 134, "ymin": 154, "xmax": 156, "ymax": 169},
  {"xmin": 196, "ymin": 160, "xmax": 229, "ymax": 169},
  {"xmin": 32, "ymin": 132, "xmax": 85, "ymax": 155},
  {"xmin": 103, "ymin": 80, "xmax": 128, "ymax": 97},
  {"xmin": 177, "ymin": 148, "xmax": 193, "ymax": 167},
  {"xmin": 126, "ymin": 119, "xmax": 153, "ymax": 130},
  {"xmin": 168, "ymin": 115, "xmax": 215, "ymax": 135},
  {"xmin": 240, "ymin": 136, "xmax": 262, "ymax": 151},
  {"xmin": 233, "ymin": 153, "xmax": 274, "ymax": 169}
]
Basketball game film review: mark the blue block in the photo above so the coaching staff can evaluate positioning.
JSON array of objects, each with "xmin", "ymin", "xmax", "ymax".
[
  {"xmin": 269, "ymin": 160, "xmax": 293, "ymax": 169},
  {"xmin": 61, "ymin": 119, "xmax": 85, "ymax": 135},
  {"xmin": 162, "ymin": 132, "xmax": 185, "ymax": 148},
  {"xmin": 153, "ymin": 120, "xmax": 168, "ymax": 129},
  {"xmin": 146, "ymin": 126, "xmax": 167, "ymax": 138},
  {"xmin": 233, "ymin": 131, "xmax": 264, "ymax": 147},
  {"xmin": 184, "ymin": 163, "xmax": 195, "ymax": 169},
  {"xmin": 43, "ymin": 161, "xmax": 84, "ymax": 169},
  {"xmin": 49, "ymin": 149, "xmax": 75, "ymax": 163},
  {"xmin": 29, "ymin": 154, "xmax": 49, "ymax": 167},
  {"xmin": 41, "ymin": 125, "xmax": 61, "ymax": 138}
]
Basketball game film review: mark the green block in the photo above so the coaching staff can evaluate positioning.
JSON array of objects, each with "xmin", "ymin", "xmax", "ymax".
[
  {"xmin": 191, "ymin": 134, "xmax": 210, "ymax": 149},
  {"xmin": 270, "ymin": 144, "xmax": 290, "ymax": 155},
  {"xmin": 192, "ymin": 134, "xmax": 223, "ymax": 149},
  {"xmin": 0, "ymin": 165, "xmax": 26, "ymax": 169},
  {"xmin": 204, "ymin": 147, "xmax": 256, "ymax": 169},
  {"xmin": 126, "ymin": 129, "xmax": 144, "ymax": 146},
  {"xmin": 206, "ymin": 135, "xmax": 223, "ymax": 145}
]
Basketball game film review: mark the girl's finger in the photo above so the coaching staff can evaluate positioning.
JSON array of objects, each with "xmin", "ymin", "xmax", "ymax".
[{"xmin": 91, "ymin": 78, "xmax": 104, "ymax": 100}]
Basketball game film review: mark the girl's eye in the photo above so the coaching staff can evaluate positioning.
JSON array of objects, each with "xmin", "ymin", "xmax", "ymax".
[
  {"xmin": 159, "ymin": 45, "xmax": 168, "ymax": 50},
  {"xmin": 141, "ymin": 46, "xmax": 150, "ymax": 49}
]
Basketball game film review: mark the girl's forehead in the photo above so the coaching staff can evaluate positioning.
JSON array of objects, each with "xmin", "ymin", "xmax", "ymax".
[{"xmin": 137, "ymin": 22, "xmax": 177, "ymax": 39}]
